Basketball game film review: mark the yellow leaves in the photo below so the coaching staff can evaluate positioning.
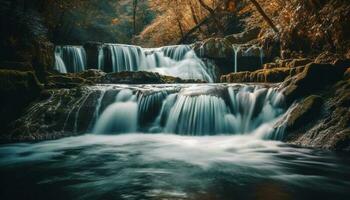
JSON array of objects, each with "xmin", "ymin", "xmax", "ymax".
[{"xmin": 111, "ymin": 18, "xmax": 120, "ymax": 25}]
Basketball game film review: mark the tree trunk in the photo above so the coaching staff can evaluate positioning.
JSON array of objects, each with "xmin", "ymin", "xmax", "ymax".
[
  {"xmin": 198, "ymin": 0, "xmax": 225, "ymax": 33},
  {"xmin": 133, "ymin": 0, "xmax": 138, "ymax": 35},
  {"xmin": 249, "ymin": 0, "xmax": 278, "ymax": 33}
]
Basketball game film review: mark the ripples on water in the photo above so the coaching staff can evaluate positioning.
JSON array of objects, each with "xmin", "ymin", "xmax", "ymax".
[{"xmin": 0, "ymin": 134, "xmax": 350, "ymax": 200}]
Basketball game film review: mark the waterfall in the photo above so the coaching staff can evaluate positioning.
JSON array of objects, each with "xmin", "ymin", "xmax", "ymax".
[
  {"xmin": 97, "ymin": 46, "xmax": 105, "ymax": 70},
  {"xmin": 54, "ymin": 46, "xmax": 87, "ymax": 73},
  {"xmin": 54, "ymin": 50, "xmax": 67, "ymax": 73},
  {"xmin": 232, "ymin": 45, "xmax": 241, "ymax": 73},
  {"xmin": 93, "ymin": 89, "xmax": 138, "ymax": 134},
  {"xmin": 18, "ymin": 84, "xmax": 288, "ymax": 139},
  {"xmin": 99, "ymin": 44, "xmax": 216, "ymax": 82}
]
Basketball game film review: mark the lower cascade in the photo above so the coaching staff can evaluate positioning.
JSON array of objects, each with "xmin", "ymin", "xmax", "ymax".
[{"xmin": 17, "ymin": 84, "xmax": 287, "ymax": 139}]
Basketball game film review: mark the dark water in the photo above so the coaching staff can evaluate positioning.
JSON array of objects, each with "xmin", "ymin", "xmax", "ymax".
[{"xmin": 0, "ymin": 134, "xmax": 350, "ymax": 200}]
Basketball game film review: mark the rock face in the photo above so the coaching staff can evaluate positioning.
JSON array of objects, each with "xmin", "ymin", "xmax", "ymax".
[
  {"xmin": 83, "ymin": 42, "xmax": 102, "ymax": 69},
  {"xmin": 100, "ymin": 71, "xmax": 205, "ymax": 84},
  {"xmin": 0, "ymin": 70, "xmax": 43, "ymax": 135},
  {"xmin": 282, "ymin": 63, "xmax": 346, "ymax": 103},
  {"xmin": 0, "ymin": 2, "xmax": 54, "ymax": 82},
  {"xmin": 221, "ymin": 67, "xmax": 305, "ymax": 83},
  {"xmin": 284, "ymin": 79, "xmax": 350, "ymax": 151},
  {"xmin": 46, "ymin": 70, "xmax": 204, "ymax": 89},
  {"xmin": 225, "ymin": 27, "xmax": 261, "ymax": 44},
  {"xmin": 284, "ymin": 95, "xmax": 323, "ymax": 131}
]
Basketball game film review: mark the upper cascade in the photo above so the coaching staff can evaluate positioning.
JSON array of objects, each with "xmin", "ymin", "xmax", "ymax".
[
  {"xmin": 15, "ymin": 84, "xmax": 288, "ymax": 139},
  {"xmin": 54, "ymin": 46, "xmax": 87, "ymax": 73},
  {"xmin": 54, "ymin": 44, "xmax": 216, "ymax": 82}
]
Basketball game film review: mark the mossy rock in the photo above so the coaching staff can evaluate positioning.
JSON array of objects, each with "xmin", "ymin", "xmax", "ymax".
[
  {"xmin": 283, "ymin": 63, "xmax": 346, "ymax": 103},
  {"xmin": 286, "ymin": 95, "xmax": 323, "ymax": 131}
]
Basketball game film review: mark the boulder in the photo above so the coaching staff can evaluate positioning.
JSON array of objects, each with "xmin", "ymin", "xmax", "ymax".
[
  {"xmin": 285, "ymin": 95, "xmax": 323, "ymax": 131},
  {"xmin": 283, "ymin": 63, "xmax": 346, "ymax": 103}
]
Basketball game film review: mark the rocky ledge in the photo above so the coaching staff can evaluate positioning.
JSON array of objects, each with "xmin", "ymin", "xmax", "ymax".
[
  {"xmin": 221, "ymin": 56, "xmax": 350, "ymax": 151},
  {"xmin": 46, "ymin": 70, "xmax": 205, "ymax": 89}
]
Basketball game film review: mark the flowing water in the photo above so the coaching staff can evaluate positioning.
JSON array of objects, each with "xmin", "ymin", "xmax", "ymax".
[
  {"xmin": 1, "ymin": 83, "xmax": 350, "ymax": 200},
  {"xmin": 0, "ymin": 134, "xmax": 350, "ymax": 200},
  {"xmin": 55, "ymin": 44, "xmax": 216, "ymax": 82},
  {"xmin": 54, "ymin": 46, "xmax": 87, "ymax": 73}
]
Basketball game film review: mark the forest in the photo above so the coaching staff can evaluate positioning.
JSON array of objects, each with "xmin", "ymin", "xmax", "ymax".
[{"xmin": 0, "ymin": 0, "xmax": 350, "ymax": 200}]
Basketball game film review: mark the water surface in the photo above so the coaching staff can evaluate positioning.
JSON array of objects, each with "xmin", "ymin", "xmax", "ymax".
[{"xmin": 1, "ymin": 134, "xmax": 349, "ymax": 200}]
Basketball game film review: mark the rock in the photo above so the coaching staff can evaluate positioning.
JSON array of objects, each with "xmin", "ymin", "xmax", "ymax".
[
  {"xmin": 221, "ymin": 67, "xmax": 305, "ymax": 83},
  {"xmin": 286, "ymin": 58, "xmax": 313, "ymax": 68},
  {"xmin": 46, "ymin": 74, "xmax": 93, "ymax": 89},
  {"xmin": 314, "ymin": 51, "xmax": 342, "ymax": 64},
  {"xmin": 77, "ymin": 69, "xmax": 106, "ymax": 82},
  {"xmin": 83, "ymin": 42, "xmax": 103, "ymax": 69},
  {"xmin": 0, "ymin": 70, "xmax": 43, "ymax": 133},
  {"xmin": 220, "ymin": 71, "xmax": 251, "ymax": 83},
  {"xmin": 193, "ymin": 38, "xmax": 233, "ymax": 59},
  {"xmin": 344, "ymin": 68, "xmax": 350, "ymax": 79},
  {"xmin": 332, "ymin": 58, "xmax": 350, "ymax": 69},
  {"xmin": 32, "ymin": 40, "xmax": 55, "ymax": 82},
  {"xmin": 283, "ymin": 63, "xmax": 346, "ymax": 103},
  {"xmin": 285, "ymin": 95, "xmax": 323, "ymax": 131},
  {"xmin": 286, "ymin": 80, "xmax": 350, "ymax": 151},
  {"xmin": 225, "ymin": 27, "xmax": 261, "ymax": 44},
  {"xmin": 101, "ymin": 71, "xmax": 205, "ymax": 84},
  {"xmin": 0, "ymin": 61, "xmax": 33, "ymax": 71}
]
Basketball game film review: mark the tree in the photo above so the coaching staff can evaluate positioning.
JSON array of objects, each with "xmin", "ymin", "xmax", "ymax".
[{"xmin": 249, "ymin": 0, "xmax": 279, "ymax": 33}]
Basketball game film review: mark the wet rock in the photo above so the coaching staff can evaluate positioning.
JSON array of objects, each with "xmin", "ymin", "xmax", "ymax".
[
  {"xmin": 287, "ymin": 58, "xmax": 313, "ymax": 68},
  {"xmin": 83, "ymin": 42, "xmax": 103, "ymax": 69},
  {"xmin": 283, "ymin": 63, "xmax": 346, "ymax": 103},
  {"xmin": 225, "ymin": 27, "xmax": 261, "ymax": 44},
  {"xmin": 286, "ymin": 80, "xmax": 350, "ymax": 151},
  {"xmin": 285, "ymin": 95, "xmax": 323, "ymax": 131},
  {"xmin": 0, "ymin": 70, "xmax": 43, "ymax": 133},
  {"xmin": 221, "ymin": 67, "xmax": 305, "ymax": 83},
  {"xmin": 101, "ymin": 71, "xmax": 205, "ymax": 84},
  {"xmin": 193, "ymin": 38, "xmax": 233, "ymax": 59}
]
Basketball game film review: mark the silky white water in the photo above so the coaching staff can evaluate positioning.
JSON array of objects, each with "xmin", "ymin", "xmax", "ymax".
[
  {"xmin": 1, "ymin": 133, "xmax": 349, "ymax": 200},
  {"xmin": 99, "ymin": 44, "xmax": 216, "ymax": 82},
  {"xmin": 54, "ymin": 46, "xmax": 87, "ymax": 73}
]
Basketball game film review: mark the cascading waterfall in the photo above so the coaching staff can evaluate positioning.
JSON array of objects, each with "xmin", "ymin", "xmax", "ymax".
[
  {"xmin": 54, "ymin": 46, "xmax": 87, "ymax": 73},
  {"xmin": 99, "ymin": 44, "xmax": 216, "ymax": 82},
  {"xmin": 20, "ymin": 84, "xmax": 287, "ymax": 139},
  {"xmin": 54, "ymin": 50, "xmax": 67, "ymax": 73}
]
